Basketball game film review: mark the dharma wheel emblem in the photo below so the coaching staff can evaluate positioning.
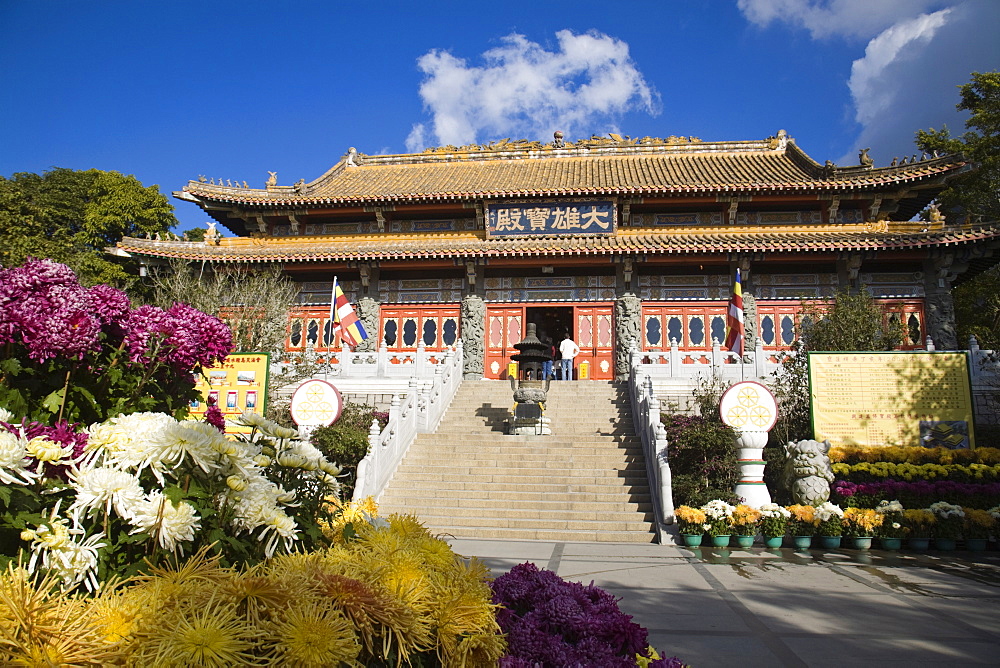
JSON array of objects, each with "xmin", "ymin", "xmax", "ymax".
[
  {"xmin": 719, "ymin": 381, "xmax": 778, "ymax": 432},
  {"xmin": 290, "ymin": 379, "xmax": 343, "ymax": 427}
]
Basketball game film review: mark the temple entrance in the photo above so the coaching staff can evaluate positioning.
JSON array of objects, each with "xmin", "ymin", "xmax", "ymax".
[
  {"xmin": 484, "ymin": 303, "xmax": 615, "ymax": 380},
  {"xmin": 526, "ymin": 306, "xmax": 573, "ymax": 355}
]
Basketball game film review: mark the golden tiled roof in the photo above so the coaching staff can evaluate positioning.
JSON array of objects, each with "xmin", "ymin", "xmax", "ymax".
[
  {"xmin": 116, "ymin": 222, "xmax": 1000, "ymax": 263},
  {"xmin": 177, "ymin": 137, "xmax": 967, "ymax": 207}
]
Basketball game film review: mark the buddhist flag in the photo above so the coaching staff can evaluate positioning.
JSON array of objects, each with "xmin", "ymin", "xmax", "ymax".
[
  {"xmin": 724, "ymin": 268, "xmax": 744, "ymax": 356},
  {"xmin": 329, "ymin": 276, "xmax": 368, "ymax": 347}
]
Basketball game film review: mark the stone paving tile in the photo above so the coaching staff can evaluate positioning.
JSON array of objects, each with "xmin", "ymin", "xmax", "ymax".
[
  {"xmin": 445, "ymin": 539, "xmax": 1000, "ymax": 667},
  {"xmin": 556, "ymin": 559, "xmax": 716, "ymax": 591},
  {"xmin": 782, "ymin": 635, "xmax": 1000, "ymax": 667},
  {"xmin": 737, "ymin": 591, "xmax": 959, "ymax": 637}
]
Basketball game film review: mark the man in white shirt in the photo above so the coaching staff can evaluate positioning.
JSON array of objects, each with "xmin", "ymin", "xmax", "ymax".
[{"xmin": 558, "ymin": 333, "xmax": 580, "ymax": 381}]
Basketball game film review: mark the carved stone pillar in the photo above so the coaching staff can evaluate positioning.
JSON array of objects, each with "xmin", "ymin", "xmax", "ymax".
[
  {"xmin": 614, "ymin": 294, "xmax": 642, "ymax": 379},
  {"xmin": 742, "ymin": 293, "xmax": 757, "ymax": 354},
  {"xmin": 461, "ymin": 294, "xmax": 486, "ymax": 378},
  {"xmin": 925, "ymin": 252, "xmax": 959, "ymax": 350},
  {"xmin": 355, "ymin": 297, "xmax": 379, "ymax": 352}
]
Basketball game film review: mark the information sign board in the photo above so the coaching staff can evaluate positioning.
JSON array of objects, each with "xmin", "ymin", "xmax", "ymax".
[
  {"xmin": 809, "ymin": 352, "xmax": 975, "ymax": 448},
  {"xmin": 190, "ymin": 352, "xmax": 270, "ymax": 435}
]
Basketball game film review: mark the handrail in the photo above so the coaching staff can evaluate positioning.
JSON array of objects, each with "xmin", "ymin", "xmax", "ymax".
[
  {"xmin": 352, "ymin": 341, "xmax": 464, "ymax": 501},
  {"xmin": 628, "ymin": 344, "xmax": 673, "ymax": 543}
]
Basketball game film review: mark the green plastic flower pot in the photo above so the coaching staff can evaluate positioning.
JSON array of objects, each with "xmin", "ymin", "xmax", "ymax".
[
  {"xmin": 792, "ymin": 535, "xmax": 812, "ymax": 549},
  {"xmin": 851, "ymin": 537, "xmax": 873, "ymax": 550},
  {"xmin": 879, "ymin": 537, "xmax": 902, "ymax": 551},
  {"xmin": 818, "ymin": 535, "xmax": 842, "ymax": 549},
  {"xmin": 680, "ymin": 533, "xmax": 703, "ymax": 548},
  {"xmin": 965, "ymin": 538, "xmax": 987, "ymax": 552},
  {"xmin": 735, "ymin": 535, "xmax": 755, "ymax": 548},
  {"xmin": 711, "ymin": 535, "xmax": 731, "ymax": 548},
  {"xmin": 763, "ymin": 536, "xmax": 784, "ymax": 548}
]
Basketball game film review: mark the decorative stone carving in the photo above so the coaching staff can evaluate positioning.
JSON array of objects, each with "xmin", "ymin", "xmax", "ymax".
[
  {"xmin": 782, "ymin": 439, "xmax": 835, "ymax": 506},
  {"xmin": 859, "ymin": 148, "xmax": 873, "ymax": 169},
  {"xmin": 355, "ymin": 297, "xmax": 379, "ymax": 352},
  {"xmin": 204, "ymin": 221, "xmax": 220, "ymax": 245},
  {"xmin": 420, "ymin": 133, "xmax": 703, "ymax": 154},
  {"xmin": 926, "ymin": 291, "xmax": 958, "ymax": 350},
  {"xmin": 552, "ymin": 130, "xmax": 565, "ymax": 148},
  {"xmin": 266, "ymin": 171, "xmax": 278, "ymax": 188},
  {"xmin": 614, "ymin": 294, "xmax": 641, "ymax": 378},
  {"xmin": 461, "ymin": 295, "xmax": 486, "ymax": 377},
  {"xmin": 742, "ymin": 293, "xmax": 757, "ymax": 353}
]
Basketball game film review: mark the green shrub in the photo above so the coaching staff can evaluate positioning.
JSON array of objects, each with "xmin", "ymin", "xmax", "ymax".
[
  {"xmin": 661, "ymin": 414, "xmax": 738, "ymax": 507},
  {"xmin": 309, "ymin": 403, "xmax": 386, "ymax": 498}
]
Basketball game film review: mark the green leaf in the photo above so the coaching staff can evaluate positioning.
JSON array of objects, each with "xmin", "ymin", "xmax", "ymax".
[
  {"xmin": 162, "ymin": 486, "xmax": 186, "ymax": 505},
  {"xmin": 41, "ymin": 388, "xmax": 64, "ymax": 415}
]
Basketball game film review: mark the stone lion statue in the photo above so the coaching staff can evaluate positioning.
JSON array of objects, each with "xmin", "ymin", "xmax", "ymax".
[{"xmin": 782, "ymin": 439, "xmax": 835, "ymax": 506}]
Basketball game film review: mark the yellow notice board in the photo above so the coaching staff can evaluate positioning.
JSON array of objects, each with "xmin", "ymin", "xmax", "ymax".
[
  {"xmin": 189, "ymin": 353, "xmax": 270, "ymax": 435},
  {"xmin": 809, "ymin": 352, "xmax": 975, "ymax": 449}
]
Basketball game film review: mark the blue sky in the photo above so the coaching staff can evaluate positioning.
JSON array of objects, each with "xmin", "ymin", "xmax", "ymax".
[{"xmin": 2, "ymin": 1, "xmax": 998, "ymax": 233}]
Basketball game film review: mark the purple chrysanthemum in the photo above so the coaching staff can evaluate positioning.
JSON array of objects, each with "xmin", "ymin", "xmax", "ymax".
[
  {"xmin": 492, "ymin": 562, "xmax": 666, "ymax": 667},
  {"xmin": 0, "ymin": 260, "xmax": 101, "ymax": 360},
  {"xmin": 88, "ymin": 284, "xmax": 132, "ymax": 329},
  {"xmin": 204, "ymin": 398, "xmax": 226, "ymax": 433}
]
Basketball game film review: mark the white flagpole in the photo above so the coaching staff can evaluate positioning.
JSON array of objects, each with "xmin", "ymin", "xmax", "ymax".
[{"xmin": 329, "ymin": 275, "xmax": 337, "ymax": 348}]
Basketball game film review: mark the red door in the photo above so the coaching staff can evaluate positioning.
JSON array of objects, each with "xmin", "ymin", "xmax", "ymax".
[
  {"xmin": 485, "ymin": 306, "xmax": 524, "ymax": 379},
  {"xmin": 574, "ymin": 305, "xmax": 614, "ymax": 379}
]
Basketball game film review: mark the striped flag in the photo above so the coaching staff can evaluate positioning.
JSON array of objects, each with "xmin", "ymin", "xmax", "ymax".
[
  {"xmin": 329, "ymin": 276, "xmax": 368, "ymax": 347},
  {"xmin": 724, "ymin": 268, "xmax": 745, "ymax": 356}
]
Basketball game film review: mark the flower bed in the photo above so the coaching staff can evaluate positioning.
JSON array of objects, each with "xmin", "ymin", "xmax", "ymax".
[
  {"xmin": 830, "ymin": 445, "xmax": 1000, "ymax": 466},
  {"xmin": 0, "ymin": 515, "xmax": 506, "ymax": 666},
  {"xmin": 492, "ymin": 562, "xmax": 686, "ymax": 667},
  {"xmin": 832, "ymin": 461, "xmax": 1000, "ymax": 483},
  {"xmin": 832, "ymin": 479, "xmax": 1000, "ymax": 509}
]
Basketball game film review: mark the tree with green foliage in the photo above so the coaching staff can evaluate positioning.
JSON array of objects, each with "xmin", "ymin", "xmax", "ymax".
[
  {"xmin": 0, "ymin": 168, "xmax": 176, "ymax": 288},
  {"xmin": 148, "ymin": 259, "xmax": 300, "ymax": 354},
  {"xmin": 916, "ymin": 71, "xmax": 1000, "ymax": 223},
  {"xmin": 769, "ymin": 288, "xmax": 903, "ymax": 444}
]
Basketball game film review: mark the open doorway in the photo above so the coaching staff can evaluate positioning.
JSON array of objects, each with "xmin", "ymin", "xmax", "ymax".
[{"xmin": 526, "ymin": 306, "xmax": 573, "ymax": 377}]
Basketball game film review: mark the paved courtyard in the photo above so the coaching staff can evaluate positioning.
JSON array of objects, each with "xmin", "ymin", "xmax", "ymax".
[{"xmin": 448, "ymin": 537, "xmax": 1000, "ymax": 667}]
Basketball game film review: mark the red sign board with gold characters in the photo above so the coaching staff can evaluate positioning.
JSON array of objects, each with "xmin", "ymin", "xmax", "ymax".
[{"xmin": 189, "ymin": 352, "xmax": 270, "ymax": 435}]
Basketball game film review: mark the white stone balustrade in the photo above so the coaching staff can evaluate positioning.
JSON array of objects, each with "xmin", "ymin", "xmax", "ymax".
[{"xmin": 352, "ymin": 341, "xmax": 463, "ymax": 501}]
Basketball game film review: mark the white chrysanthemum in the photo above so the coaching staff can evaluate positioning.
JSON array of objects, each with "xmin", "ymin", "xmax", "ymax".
[
  {"xmin": 158, "ymin": 420, "xmax": 226, "ymax": 474},
  {"xmin": 86, "ymin": 412, "xmax": 177, "ymax": 471},
  {"xmin": 876, "ymin": 499, "xmax": 904, "ymax": 514},
  {"xmin": 814, "ymin": 502, "xmax": 844, "ymax": 522},
  {"xmin": 0, "ymin": 430, "xmax": 40, "ymax": 486},
  {"xmin": 129, "ymin": 492, "xmax": 201, "ymax": 553},
  {"xmin": 25, "ymin": 435, "xmax": 73, "ymax": 464},
  {"xmin": 758, "ymin": 503, "xmax": 791, "ymax": 518},
  {"xmin": 238, "ymin": 411, "xmax": 268, "ymax": 429},
  {"xmin": 68, "ymin": 466, "xmax": 145, "ymax": 521},
  {"xmin": 701, "ymin": 499, "xmax": 735, "ymax": 519},
  {"xmin": 0, "ymin": 407, "xmax": 13, "ymax": 423},
  {"xmin": 929, "ymin": 501, "xmax": 965, "ymax": 519},
  {"xmin": 257, "ymin": 507, "xmax": 299, "ymax": 558},
  {"xmin": 21, "ymin": 506, "xmax": 105, "ymax": 592}
]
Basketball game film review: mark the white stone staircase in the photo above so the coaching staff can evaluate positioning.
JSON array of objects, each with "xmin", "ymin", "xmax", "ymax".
[{"xmin": 378, "ymin": 380, "xmax": 656, "ymax": 543}]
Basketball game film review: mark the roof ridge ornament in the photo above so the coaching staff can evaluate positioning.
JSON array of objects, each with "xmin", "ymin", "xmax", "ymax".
[
  {"xmin": 859, "ymin": 148, "xmax": 874, "ymax": 169},
  {"xmin": 347, "ymin": 147, "xmax": 360, "ymax": 167}
]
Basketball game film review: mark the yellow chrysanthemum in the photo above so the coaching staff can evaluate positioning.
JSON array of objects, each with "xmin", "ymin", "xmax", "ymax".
[
  {"xmin": 133, "ymin": 596, "xmax": 259, "ymax": 667},
  {"xmin": 264, "ymin": 598, "xmax": 361, "ymax": 667}
]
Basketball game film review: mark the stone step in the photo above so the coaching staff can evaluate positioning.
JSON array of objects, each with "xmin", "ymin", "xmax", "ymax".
[
  {"xmin": 378, "ymin": 509, "xmax": 655, "ymax": 529},
  {"xmin": 378, "ymin": 497, "xmax": 653, "ymax": 516},
  {"xmin": 394, "ymin": 480, "xmax": 653, "ymax": 499},
  {"xmin": 392, "ymin": 471, "xmax": 649, "ymax": 485},
  {"xmin": 413, "ymin": 524, "xmax": 657, "ymax": 543}
]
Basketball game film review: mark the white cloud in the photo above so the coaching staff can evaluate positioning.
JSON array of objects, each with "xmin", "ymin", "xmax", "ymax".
[
  {"xmin": 404, "ymin": 30, "xmax": 660, "ymax": 153},
  {"xmin": 737, "ymin": 0, "xmax": 947, "ymax": 40},
  {"xmin": 840, "ymin": 1, "xmax": 1000, "ymax": 164},
  {"xmin": 738, "ymin": 0, "xmax": 1000, "ymax": 167}
]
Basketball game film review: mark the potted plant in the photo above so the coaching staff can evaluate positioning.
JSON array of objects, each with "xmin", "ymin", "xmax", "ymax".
[
  {"xmin": 843, "ymin": 507, "xmax": 883, "ymax": 550},
  {"xmin": 701, "ymin": 500, "xmax": 735, "ymax": 547},
  {"xmin": 902, "ymin": 508, "xmax": 935, "ymax": 550},
  {"xmin": 929, "ymin": 501, "xmax": 965, "ymax": 550},
  {"xmin": 962, "ymin": 508, "xmax": 993, "ymax": 551},
  {"xmin": 875, "ymin": 500, "xmax": 906, "ymax": 550},
  {"xmin": 758, "ymin": 503, "xmax": 790, "ymax": 548},
  {"xmin": 814, "ymin": 502, "xmax": 845, "ymax": 549},
  {"xmin": 786, "ymin": 504, "xmax": 818, "ymax": 549},
  {"xmin": 675, "ymin": 505, "xmax": 708, "ymax": 547},
  {"xmin": 732, "ymin": 504, "xmax": 762, "ymax": 548}
]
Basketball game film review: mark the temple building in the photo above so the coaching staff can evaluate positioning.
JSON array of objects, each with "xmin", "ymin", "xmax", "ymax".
[{"xmin": 115, "ymin": 131, "xmax": 1000, "ymax": 380}]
